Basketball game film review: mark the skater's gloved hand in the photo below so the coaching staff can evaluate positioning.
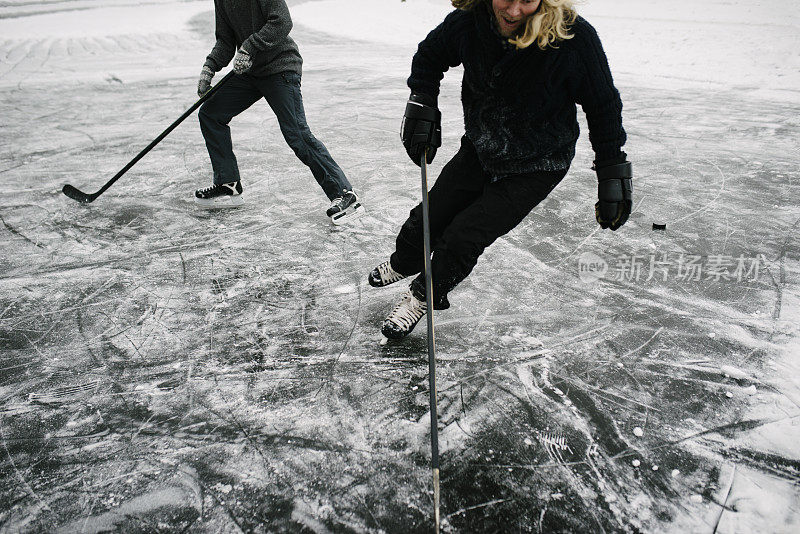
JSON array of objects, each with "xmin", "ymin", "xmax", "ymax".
[
  {"xmin": 197, "ymin": 64, "xmax": 214, "ymax": 97},
  {"xmin": 594, "ymin": 154, "xmax": 632, "ymax": 231},
  {"xmin": 401, "ymin": 93, "xmax": 442, "ymax": 166},
  {"xmin": 232, "ymin": 49, "xmax": 252, "ymax": 74}
]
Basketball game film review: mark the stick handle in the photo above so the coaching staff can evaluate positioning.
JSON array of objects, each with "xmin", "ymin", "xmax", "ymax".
[{"xmin": 420, "ymin": 151, "xmax": 440, "ymax": 533}]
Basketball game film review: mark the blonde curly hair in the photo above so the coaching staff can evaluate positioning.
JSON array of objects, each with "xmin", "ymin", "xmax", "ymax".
[{"xmin": 451, "ymin": 0, "xmax": 577, "ymax": 49}]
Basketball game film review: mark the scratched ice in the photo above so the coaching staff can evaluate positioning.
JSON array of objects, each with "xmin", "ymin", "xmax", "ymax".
[{"xmin": 1, "ymin": 0, "xmax": 799, "ymax": 532}]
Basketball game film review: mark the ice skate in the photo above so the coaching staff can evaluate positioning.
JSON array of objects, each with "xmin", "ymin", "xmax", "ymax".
[
  {"xmin": 327, "ymin": 190, "xmax": 363, "ymax": 225},
  {"xmin": 381, "ymin": 289, "xmax": 427, "ymax": 339},
  {"xmin": 194, "ymin": 181, "xmax": 244, "ymax": 209},
  {"xmin": 368, "ymin": 260, "xmax": 410, "ymax": 287}
]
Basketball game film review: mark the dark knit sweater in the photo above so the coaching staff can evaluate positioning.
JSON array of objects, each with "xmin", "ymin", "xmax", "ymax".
[
  {"xmin": 408, "ymin": 5, "xmax": 626, "ymax": 177},
  {"xmin": 205, "ymin": 0, "xmax": 302, "ymax": 78}
]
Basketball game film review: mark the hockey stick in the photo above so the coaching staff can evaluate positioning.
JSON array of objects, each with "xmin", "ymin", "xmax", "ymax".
[
  {"xmin": 420, "ymin": 150, "xmax": 441, "ymax": 533},
  {"xmin": 62, "ymin": 71, "xmax": 235, "ymax": 203}
]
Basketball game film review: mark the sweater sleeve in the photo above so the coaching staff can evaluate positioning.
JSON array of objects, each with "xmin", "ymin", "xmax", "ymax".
[
  {"xmin": 570, "ymin": 19, "xmax": 626, "ymax": 163},
  {"xmin": 407, "ymin": 10, "xmax": 466, "ymax": 99},
  {"xmin": 240, "ymin": 0, "xmax": 293, "ymax": 56},
  {"xmin": 205, "ymin": 0, "xmax": 237, "ymax": 71}
]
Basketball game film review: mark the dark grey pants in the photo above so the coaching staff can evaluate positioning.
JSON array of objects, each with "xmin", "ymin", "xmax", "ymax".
[
  {"xmin": 390, "ymin": 136, "xmax": 568, "ymax": 309},
  {"xmin": 198, "ymin": 71, "xmax": 351, "ymax": 200}
]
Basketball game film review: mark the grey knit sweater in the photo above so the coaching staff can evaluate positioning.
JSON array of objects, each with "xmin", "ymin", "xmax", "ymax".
[{"xmin": 205, "ymin": 0, "xmax": 302, "ymax": 77}]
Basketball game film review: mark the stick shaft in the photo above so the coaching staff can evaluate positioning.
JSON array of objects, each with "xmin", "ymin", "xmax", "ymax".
[
  {"xmin": 420, "ymin": 152, "xmax": 440, "ymax": 533},
  {"xmin": 75, "ymin": 71, "xmax": 235, "ymax": 200}
]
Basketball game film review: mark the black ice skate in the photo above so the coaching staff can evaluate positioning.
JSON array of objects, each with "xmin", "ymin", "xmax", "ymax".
[
  {"xmin": 368, "ymin": 260, "xmax": 410, "ymax": 287},
  {"xmin": 194, "ymin": 181, "xmax": 244, "ymax": 209},
  {"xmin": 381, "ymin": 289, "xmax": 427, "ymax": 339},
  {"xmin": 327, "ymin": 190, "xmax": 363, "ymax": 225}
]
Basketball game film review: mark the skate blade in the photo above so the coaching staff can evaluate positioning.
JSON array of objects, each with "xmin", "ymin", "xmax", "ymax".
[
  {"xmin": 330, "ymin": 202, "xmax": 364, "ymax": 225},
  {"xmin": 194, "ymin": 195, "xmax": 244, "ymax": 210}
]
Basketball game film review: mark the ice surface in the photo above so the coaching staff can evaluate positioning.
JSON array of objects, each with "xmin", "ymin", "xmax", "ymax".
[
  {"xmin": 0, "ymin": 1, "xmax": 208, "ymax": 39},
  {"xmin": 1, "ymin": 0, "xmax": 799, "ymax": 532}
]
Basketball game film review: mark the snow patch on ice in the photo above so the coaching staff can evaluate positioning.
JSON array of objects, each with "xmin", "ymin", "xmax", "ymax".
[
  {"xmin": 332, "ymin": 284, "xmax": 356, "ymax": 294},
  {"xmin": 708, "ymin": 465, "xmax": 800, "ymax": 533},
  {"xmin": 719, "ymin": 365, "xmax": 751, "ymax": 381}
]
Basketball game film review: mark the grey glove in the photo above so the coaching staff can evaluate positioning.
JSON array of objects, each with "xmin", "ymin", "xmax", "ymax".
[
  {"xmin": 197, "ymin": 64, "xmax": 214, "ymax": 97},
  {"xmin": 233, "ymin": 49, "xmax": 252, "ymax": 74}
]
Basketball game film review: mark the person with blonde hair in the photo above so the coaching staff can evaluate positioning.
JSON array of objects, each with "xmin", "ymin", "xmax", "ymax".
[{"xmin": 370, "ymin": 0, "xmax": 631, "ymax": 339}]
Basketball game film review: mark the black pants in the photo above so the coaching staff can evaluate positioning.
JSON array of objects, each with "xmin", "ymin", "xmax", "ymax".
[{"xmin": 390, "ymin": 137, "xmax": 567, "ymax": 309}]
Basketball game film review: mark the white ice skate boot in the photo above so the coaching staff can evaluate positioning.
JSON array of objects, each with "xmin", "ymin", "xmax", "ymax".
[
  {"xmin": 194, "ymin": 181, "xmax": 244, "ymax": 209},
  {"xmin": 327, "ymin": 190, "xmax": 363, "ymax": 225},
  {"xmin": 381, "ymin": 289, "xmax": 427, "ymax": 339}
]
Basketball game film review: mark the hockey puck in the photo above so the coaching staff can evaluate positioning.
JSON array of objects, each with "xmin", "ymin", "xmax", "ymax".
[{"xmin": 652, "ymin": 223, "xmax": 667, "ymax": 231}]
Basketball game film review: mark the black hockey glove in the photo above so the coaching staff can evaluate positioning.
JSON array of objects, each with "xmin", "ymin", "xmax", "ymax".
[
  {"xmin": 594, "ymin": 155, "xmax": 632, "ymax": 231},
  {"xmin": 198, "ymin": 64, "xmax": 214, "ymax": 97},
  {"xmin": 401, "ymin": 93, "xmax": 441, "ymax": 166}
]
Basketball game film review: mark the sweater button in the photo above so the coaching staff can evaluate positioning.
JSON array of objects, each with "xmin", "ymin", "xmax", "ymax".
[{"xmin": 492, "ymin": 68, "xmax": 500, "ymax": 77}]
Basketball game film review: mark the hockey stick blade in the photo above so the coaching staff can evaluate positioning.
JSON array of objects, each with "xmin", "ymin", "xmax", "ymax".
[{"xmin": 62, "ymin": 184, "xmax": 96, "ymax": 203}]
